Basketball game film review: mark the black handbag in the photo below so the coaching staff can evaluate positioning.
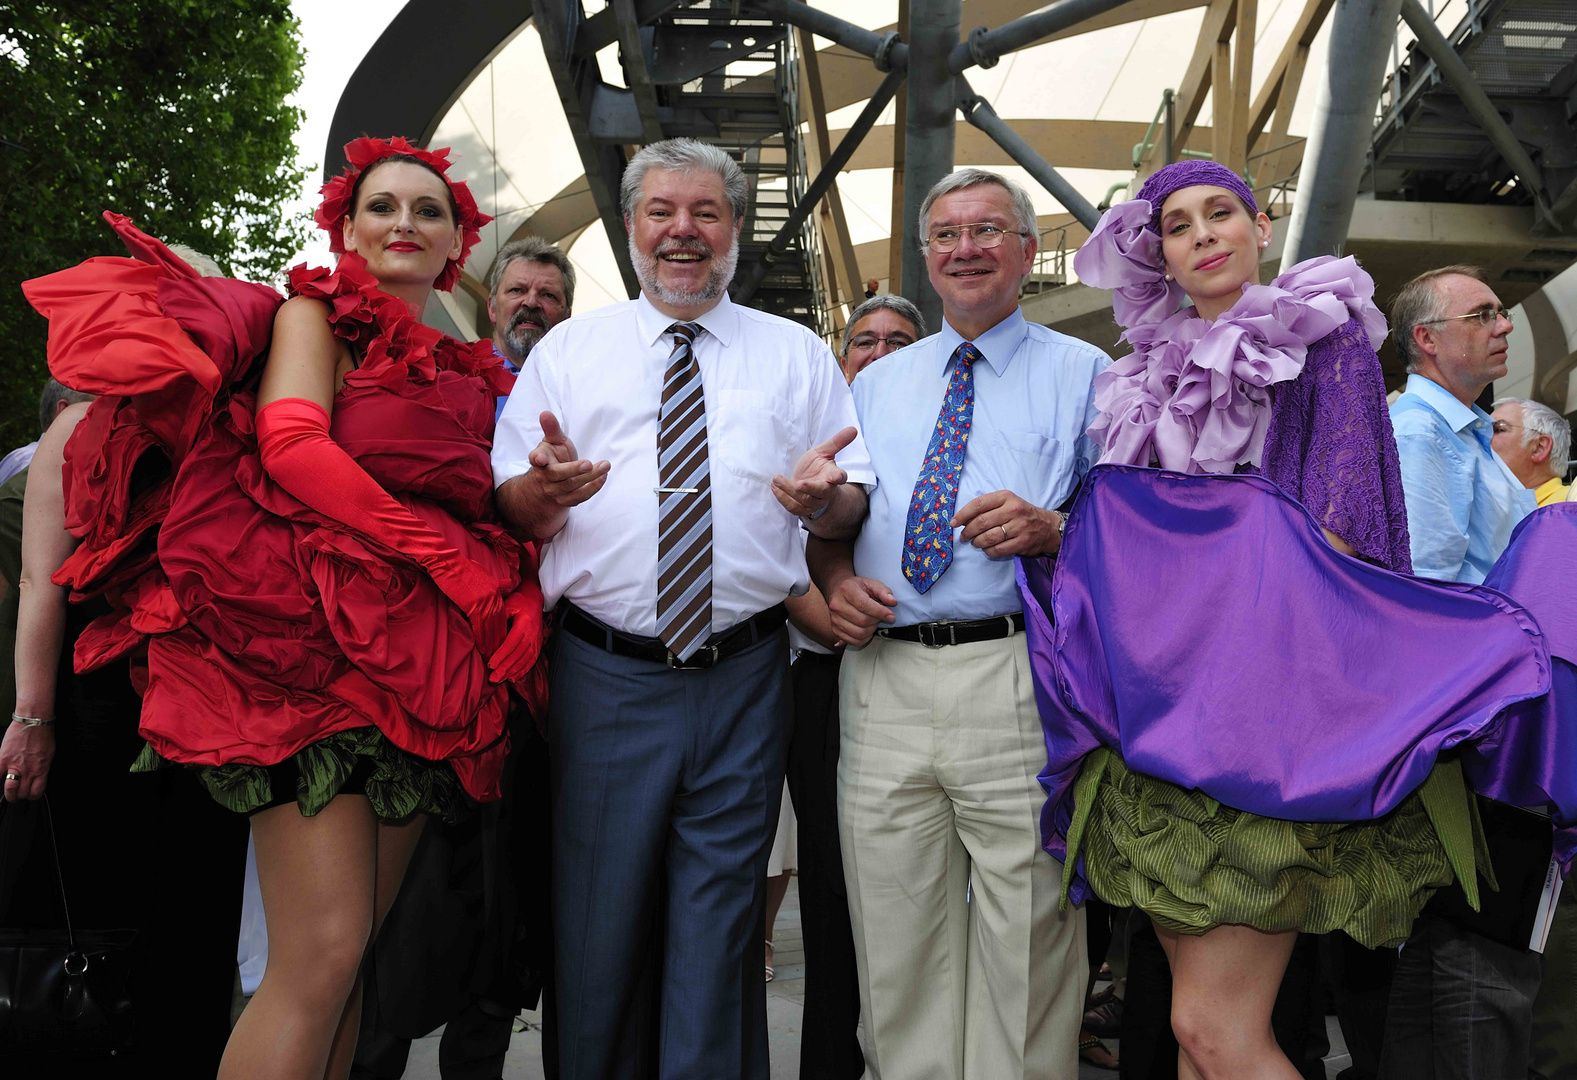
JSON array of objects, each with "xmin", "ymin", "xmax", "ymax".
[
  {"xmin": 1423, "ymin": 794, "xmax": 1555, "ymax": 951},
  {"xmin": 0, "ymin": 795, "xmax": 136, "ymax": 1058}
]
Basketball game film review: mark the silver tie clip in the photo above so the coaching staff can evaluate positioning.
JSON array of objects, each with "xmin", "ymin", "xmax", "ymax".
[{"xmin": 654, "ymin": 486, "xmax": 701, "ymax": 494}]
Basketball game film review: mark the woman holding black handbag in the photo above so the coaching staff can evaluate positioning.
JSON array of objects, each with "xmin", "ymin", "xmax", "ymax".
[{"xmin": 0, "ymin": 281, "xmax": 249, "ymax": 1075}]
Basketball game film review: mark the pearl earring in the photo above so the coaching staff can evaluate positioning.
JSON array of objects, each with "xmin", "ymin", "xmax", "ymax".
[
  {"xmin": 1261, "ymin": 240, "xmax": 1269, "ymax": 248},
  {"xmin": 1164, "ymin": 272, "xmax": 1172, "ymax": 281}
]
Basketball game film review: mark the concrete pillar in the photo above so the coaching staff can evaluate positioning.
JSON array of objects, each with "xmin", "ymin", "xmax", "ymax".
[{"xmin": 1282, "ymin": 0, "xmax": 1404, "ymax": 265}]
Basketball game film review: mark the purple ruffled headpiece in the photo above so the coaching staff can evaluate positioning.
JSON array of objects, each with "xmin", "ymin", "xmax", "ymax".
[
  {"xmin": 1072, "ymin": 160, "xmax": 1264, "ymax": 330},
  {"xmin": 1136, "ymin": 160, "xmax": 1258, "ymax": 233}
]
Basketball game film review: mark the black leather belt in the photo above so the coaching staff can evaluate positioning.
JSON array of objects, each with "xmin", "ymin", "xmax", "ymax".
[
  {"xmin": 559, "ymin": 603, "xmax": 787, "ymax": 671},
  {"xmin": 876, "ymin": 612, "xmax": 1026, "ymax": 648}
]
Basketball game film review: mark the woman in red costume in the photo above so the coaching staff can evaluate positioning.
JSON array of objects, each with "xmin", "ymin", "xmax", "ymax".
[{"xmin": 22, "ymin": 138, "xmax": 546, "ymax": 1079}]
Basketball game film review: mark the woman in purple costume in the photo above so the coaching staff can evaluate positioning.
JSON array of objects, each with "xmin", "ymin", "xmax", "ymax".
[{"xmin": 1054, "ymin": 160, "xmax": 1460, "ymax": 1080}]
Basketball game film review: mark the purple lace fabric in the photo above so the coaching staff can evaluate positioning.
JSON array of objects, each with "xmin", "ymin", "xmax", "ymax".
[
  {"xmin": 1261, "ymin": 317, "xmax": 1413, "ymax": 573},
  {"xmin": 1084, "ymin": 254, "xmax": 1389, "ymax": 474},
  {"xmin": 1072, "ymin": 201, "xmax": 1406, "ymax": 564}
]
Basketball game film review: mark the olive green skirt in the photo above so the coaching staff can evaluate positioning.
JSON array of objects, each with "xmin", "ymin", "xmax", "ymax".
[
  {"xmin": 1063, "ymin": 748, "xmax": 1493, "ymax": 949},
  {"xmin": 132, "ymin": 726, "xmax": 467, "ymax": 824}
]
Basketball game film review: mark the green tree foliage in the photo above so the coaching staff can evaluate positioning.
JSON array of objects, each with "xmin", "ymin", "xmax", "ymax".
[{"xmin": 0, "ymin": 1, "xmax": 309, "ymax": 452}]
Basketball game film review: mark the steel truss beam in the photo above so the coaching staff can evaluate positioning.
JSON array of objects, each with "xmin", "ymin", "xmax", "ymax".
[
  {"xmin": 531, "ymin": 0, "xmax": 640, "ymax": 295},
  {"xmin": 1397, "ymin": 0, "xmax": 1556, "ymax": 227},
  {"xmin": 956, "ymin": 79, "xmax": 1100, "ymax": 230},
  {"xmin": 947, "ymin": 0, "xmax": 1138, "ymax": 74},
  {"xmin": 736, "ymin": 70, "xmax": 906, "ymax": 303}
]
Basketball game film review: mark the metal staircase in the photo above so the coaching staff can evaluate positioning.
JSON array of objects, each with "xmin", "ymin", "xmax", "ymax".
[
  {"xmin": 532, "ymin": 0, "xmax": 830, "ymax": 333},
  {"xmin": 1370, "ymin": 0, "xmax": 1577, "ymax": 251}
]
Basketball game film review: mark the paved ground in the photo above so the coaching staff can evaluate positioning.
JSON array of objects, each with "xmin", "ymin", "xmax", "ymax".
[{"xmin": 400, "ymin": 876, "xmax": 1352, "ymax": 1079}]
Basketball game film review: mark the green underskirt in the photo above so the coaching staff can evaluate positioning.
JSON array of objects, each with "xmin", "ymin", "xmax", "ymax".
[
  {"xmin": 131, "ymin": 726, "xmax": 467, "ymax": 824},
  {"xmin": 1063, "ymin": 748, "xmax": 1493, "ymax": 949}
]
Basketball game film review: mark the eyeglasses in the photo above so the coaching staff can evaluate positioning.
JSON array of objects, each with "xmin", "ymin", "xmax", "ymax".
[
  {"xmin": 847, "ymin": 335, "xmax": 914, "ymax": 353},
  {"xmin": 1419, "ymin": 306, "xmax": 1514, "ymax": 328},
  {"xmin": 1491, "ymin": 420, "xmax": 1525, "ymax": 435},
  {"xmin": 923, "ymin": 222, "xmax": 1029, "ymax": 253}
]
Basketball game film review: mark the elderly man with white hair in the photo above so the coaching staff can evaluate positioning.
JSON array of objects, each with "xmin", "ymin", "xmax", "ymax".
[
  {"xmin": 492, "ymin": 137, "xmax": 873, "ymax": 1080},
  {"xmin": 1491, "ymin": 396, "xmax": 1571, "ymax": 506}
]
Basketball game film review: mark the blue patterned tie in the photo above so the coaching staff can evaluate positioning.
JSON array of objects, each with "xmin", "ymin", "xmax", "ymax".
[{"xmin": 902, "ymin": 342, "xmax": 979, "ymax": 594}]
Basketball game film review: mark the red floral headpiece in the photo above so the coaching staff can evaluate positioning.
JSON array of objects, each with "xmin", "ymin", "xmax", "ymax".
[{"xmin": 314, "ymin": 136, "xmax": 492, "ymax": 293}]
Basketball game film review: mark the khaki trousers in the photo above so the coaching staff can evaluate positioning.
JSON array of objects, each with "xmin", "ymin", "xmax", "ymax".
[{"xmin": 838, "ymin": 633, "xmax": 1086, "ymax": 1080}]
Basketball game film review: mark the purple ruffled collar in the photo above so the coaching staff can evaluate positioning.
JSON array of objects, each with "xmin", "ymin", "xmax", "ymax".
[{"xmin": 1073, "ymin": 199, "xmax": 1389, "ymax": 474}]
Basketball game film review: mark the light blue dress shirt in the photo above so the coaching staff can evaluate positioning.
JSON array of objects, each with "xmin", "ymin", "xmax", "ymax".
[
  {"xmin": 1390, "ymin": 373, "xmax": 1533, "ymax": 583},
  {"xmin": 492, "ymin": 343, "xmax": 520, "ymax": 424},
  {"xmin": 850, "ymin": 307, "xmax": 1109, "ymax": 626}
]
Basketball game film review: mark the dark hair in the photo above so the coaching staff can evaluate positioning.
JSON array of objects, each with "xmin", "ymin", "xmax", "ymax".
[{"xmin": 348, "ymin": 154, "xmax": 459, "ymax": 225}]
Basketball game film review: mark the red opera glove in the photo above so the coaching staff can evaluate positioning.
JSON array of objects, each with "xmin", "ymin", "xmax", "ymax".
[
  {"xmin": 255, "ymin": 397, "xmax": 505, "ymax": 651},
  {"xmin": 488, "ymin": 580, "xmax": 546, "ymax": 684}
]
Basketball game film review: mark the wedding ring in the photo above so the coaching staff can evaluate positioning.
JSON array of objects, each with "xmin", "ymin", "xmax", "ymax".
[
  {"xmin": 4, "ymin": 772, "xmax": 18, "ymax": 782},
  {"xmin": 999, "ymin": 524, "xmax": 1009, "ymax": 541}
]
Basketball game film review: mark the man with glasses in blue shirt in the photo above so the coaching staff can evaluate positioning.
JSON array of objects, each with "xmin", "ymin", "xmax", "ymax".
[
  {"xmin": 1389, "ymin": 264, "xmax": 1533, "ymax": 583},
  {"xmin": 809, "ymin": 169, "xmax": 1108, "ymax": 1080},
  {"xmin": 1382, "ymin": 264, "xmax": 1540, "ymax": 1078}
]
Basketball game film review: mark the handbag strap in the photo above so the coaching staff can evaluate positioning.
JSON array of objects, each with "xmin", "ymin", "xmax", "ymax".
[
  {"xmin": 0, "ymin": 794, "xmax": 79, "ymax": 954},
  {"xmin": 40, "ymin": 795, "xmax": 79, "ymax": 955}
]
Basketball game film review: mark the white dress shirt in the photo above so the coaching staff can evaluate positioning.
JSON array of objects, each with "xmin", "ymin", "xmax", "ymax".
[
  {"xmin": 493, "ymin": 292, "xmax": 875, "ymax": 637},
  {"xmin": 787, "ymin": 529, "xmax": 836, "ymax": 657}
]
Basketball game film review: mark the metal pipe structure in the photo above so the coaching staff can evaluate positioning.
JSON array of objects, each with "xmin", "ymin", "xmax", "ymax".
[
  {"xmin": 1281, "ymin": 0, "xmax": 1405, "ymax": 265},
  {"xmin": 948, "ymin": 0, "xmax": 1137, "ymax": 74},
  {"xmin": 746, "ymin": 0, "xmax": 910, "ymax": 70},
  {"xmin": 1164, "ymin": 88, "xmax": 1175, "ymax": 166},
  {"xmin": 1398, "ymin": 0, "xmax": 1555, "ymax": 223},
  {"xmin": 903, "ymin": 0, "xmax": 963, "ymax": 331},
  {"xmin": 734, "ymin": 70, "xmax": 907, "ymax": 304},
  {"xmin": 957, "ymin": 80, "xmax": 1101, "ymax": 230}
]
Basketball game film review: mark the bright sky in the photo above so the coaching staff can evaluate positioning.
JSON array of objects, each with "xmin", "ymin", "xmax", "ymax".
[{"xmin": 284, "ymin": 1, "xmax": 405, "ymax": 270}]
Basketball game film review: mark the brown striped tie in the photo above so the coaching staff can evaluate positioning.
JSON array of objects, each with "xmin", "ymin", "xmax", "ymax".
[{"xmin": 656, "ymin": 322, "xmax": 713, "ymax": 660}]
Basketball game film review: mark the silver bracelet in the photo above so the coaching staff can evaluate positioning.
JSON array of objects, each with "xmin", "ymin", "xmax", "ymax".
[{"xmin": 11, "ymin": 713, "xmax": 54, "ymax": 728}]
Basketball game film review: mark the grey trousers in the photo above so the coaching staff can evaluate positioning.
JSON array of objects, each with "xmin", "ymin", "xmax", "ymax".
[
  {"xmin": 1379, "ymin": 914, "xmax": 1543, "ymax": 1080},
  {"xmin": 550, "ymin": 627, "xmax": 790, "ymax": 1080}
]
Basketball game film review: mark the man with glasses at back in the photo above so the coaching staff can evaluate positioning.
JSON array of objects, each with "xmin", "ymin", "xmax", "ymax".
[
  {"xmin": 1382, "ymin": 265, "xmax": 1539, "ymax": 1078},
  {"xmin": 839, "ymin": 294, "xmax": 924, "ymax": 381},
  {"xmin": 1388, "ymin": 265, "xmax": 1533, "ymax": 584}
]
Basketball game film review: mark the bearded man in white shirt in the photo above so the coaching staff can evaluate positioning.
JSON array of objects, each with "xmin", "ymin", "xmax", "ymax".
[{"xmin": 491, "ymin": 137, "xmax": 873, "ymax": 1080}]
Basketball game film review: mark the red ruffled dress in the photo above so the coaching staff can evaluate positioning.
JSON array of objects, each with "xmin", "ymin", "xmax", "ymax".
[{"xmin": 23, "ymin": 213, "xmax": 546, "ymax": 820}]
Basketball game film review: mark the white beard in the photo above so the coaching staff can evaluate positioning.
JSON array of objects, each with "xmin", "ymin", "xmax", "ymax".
[{"xmin": 630, "ymin": 233, "xmax": 741, "ymax": 308}]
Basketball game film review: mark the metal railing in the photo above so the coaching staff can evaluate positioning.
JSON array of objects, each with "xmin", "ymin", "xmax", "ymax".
[
  {"xmin": 1247, "ymin": 135, "xmax": 1307, "ymax": 216},
  {"xmin": 1021, "ymin": 225, "xmax": 1070, "ymax": 297}
]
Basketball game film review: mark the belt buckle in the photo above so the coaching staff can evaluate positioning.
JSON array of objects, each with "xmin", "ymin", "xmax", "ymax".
[
  {"xmin": 667, "ymin": 643, "xmax": 720, "ymax": 670},
  {"xmin": 918, "ymin": 621, "xmax": 954, "ymax": 649}
]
